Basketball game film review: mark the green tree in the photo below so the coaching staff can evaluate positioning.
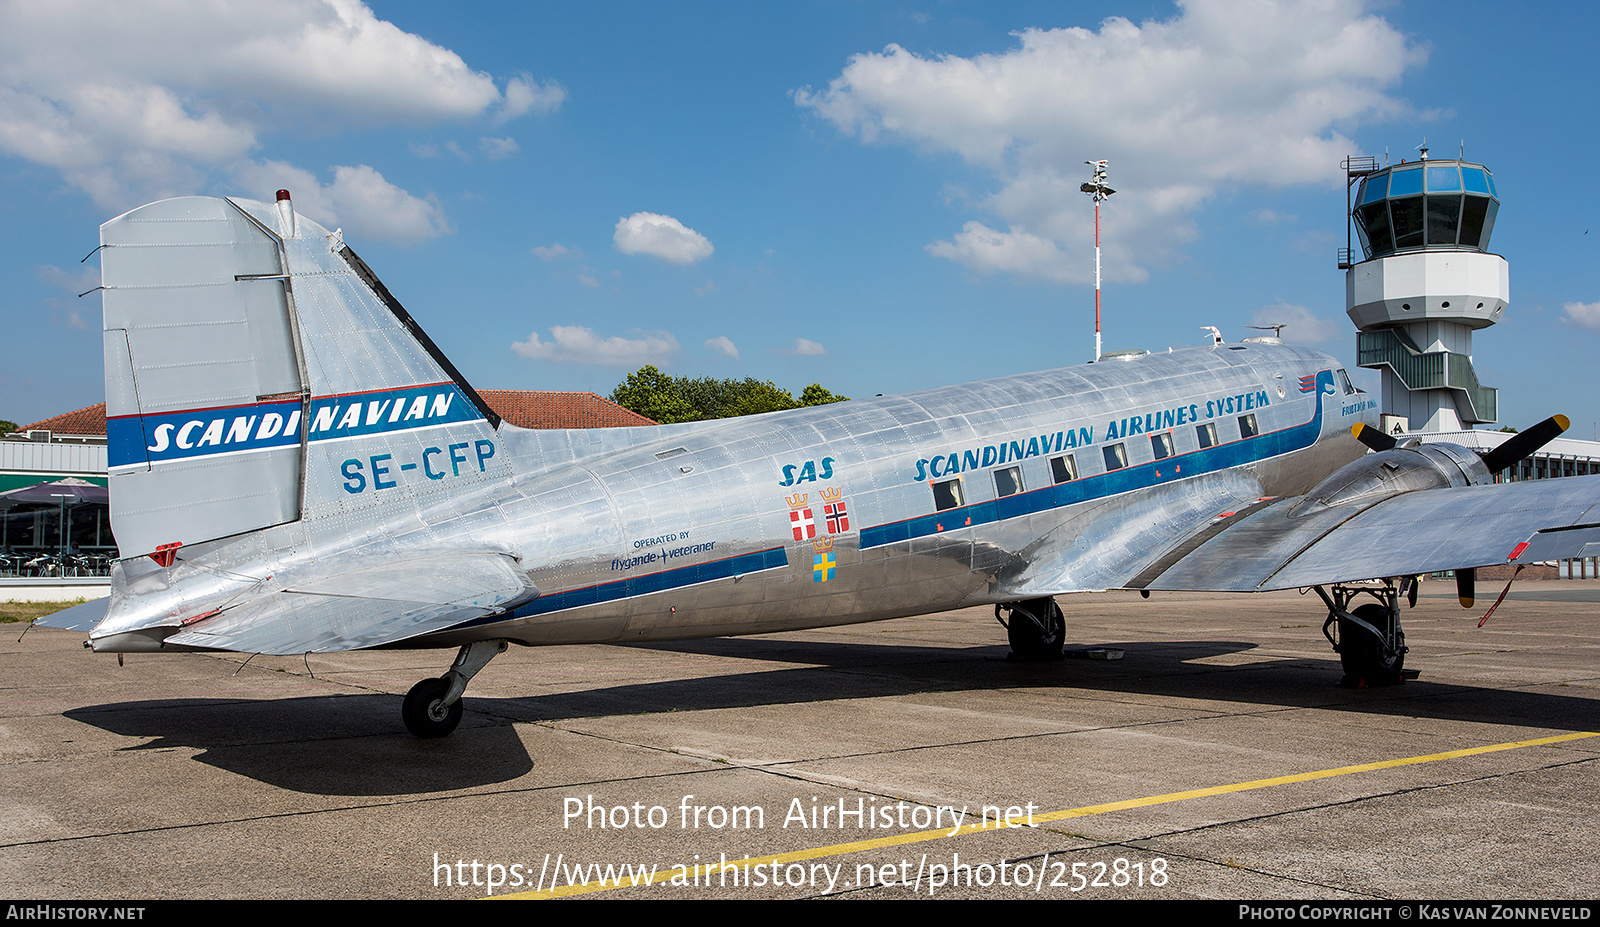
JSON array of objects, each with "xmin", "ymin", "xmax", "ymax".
[
  {"xmin": 0, "ymin": 420, "xmax": 17, "ymax": 436},
  {"xmin": 798, "ymin": 383, "xmax": 849, "ymax": 407},
  {"xmin": 610, "ymin": 369, "xmax": 849, "ymax": 422},
  {"xmin": 609, "ymin": 366, "xmax": 698, "ymax": 424}
]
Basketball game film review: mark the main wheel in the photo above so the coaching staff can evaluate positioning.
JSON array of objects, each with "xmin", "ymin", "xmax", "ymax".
[
  {"xmin": 1337, "ymin": 603, "xmax": 1405, "ymax": 685},
  {"xmin": 402, "ymin": 676, "xmax": 463, "ymax": 738},
  {"xmin": 1006, "ymin": 598, "xmax": 1065, "ymax": 661}
]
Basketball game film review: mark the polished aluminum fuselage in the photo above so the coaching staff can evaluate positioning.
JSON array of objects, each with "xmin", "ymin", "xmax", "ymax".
[{"xmin": 417, "ymin": 343, "xmax": 1371, "ymax": 647}]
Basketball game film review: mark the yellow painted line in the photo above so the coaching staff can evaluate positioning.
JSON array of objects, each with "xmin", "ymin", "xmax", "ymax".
[{"xmin": 496, "ymin": 730, "xmax": 1599, "ymax": 899}]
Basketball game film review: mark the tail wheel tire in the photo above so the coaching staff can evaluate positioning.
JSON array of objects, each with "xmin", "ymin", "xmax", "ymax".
[
  {"xmin": 1007, "ymin": 598, "xmax": 1066, "ymax": 661},
  {"xmin": 402, "ymin": 676, "xmax": 463, "ymax": 738},
  {"xmin": 1338, "ymin": 603, "xmax": 1405, "ymax": 685}
]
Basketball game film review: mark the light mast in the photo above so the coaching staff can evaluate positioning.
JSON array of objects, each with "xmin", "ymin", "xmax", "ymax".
[{"xmin": 1081, "ymin": 160, "xmax": 1114, "ymax": 362}]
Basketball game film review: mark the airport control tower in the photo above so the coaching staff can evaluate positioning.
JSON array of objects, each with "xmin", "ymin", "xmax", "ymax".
[{"xmin": 1342, "ymin": 149, "xmax": 1506, "ymax": 434}]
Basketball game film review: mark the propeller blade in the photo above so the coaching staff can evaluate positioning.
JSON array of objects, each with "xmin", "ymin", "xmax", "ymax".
[
  {"xmin": 1457, "ymin": 567, "xmax": 1476, "ymax": 609},
  {"xmin": 1352, "ymin": 422, "xmax": 1397, "ymax": 453},
  {"xmin": 1482, "ymin": 415, "xmax": 1570, "ymax": 474}
]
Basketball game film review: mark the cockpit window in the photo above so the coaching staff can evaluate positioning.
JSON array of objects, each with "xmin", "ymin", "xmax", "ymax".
[{"xmin": 1337, "ymin": 369, "xmax": 1357, "ymax": 395}]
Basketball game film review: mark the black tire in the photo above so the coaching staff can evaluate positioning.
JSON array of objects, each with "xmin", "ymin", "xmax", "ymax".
[
  {"xmin": 1338, "ymin": 603, "xmax": 1405, "ymax": 684},
  {"xmin": 402, "ymin": 676, "xmax": 463, "ymax": 738},
  {"xmin": 1006, "ymin": 598, "xmax": 1066, "ymax": 661}
]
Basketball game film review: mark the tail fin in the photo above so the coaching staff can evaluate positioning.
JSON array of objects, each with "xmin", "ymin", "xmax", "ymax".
[{"xmin": 101, "ymin": 193, "xmax": 506, "ymax": 558}]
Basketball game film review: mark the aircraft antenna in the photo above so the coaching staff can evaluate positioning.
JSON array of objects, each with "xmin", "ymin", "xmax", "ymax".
[{"xmin": 1081, "ymin": 160, "xmax": 1115, "ymax": 361}]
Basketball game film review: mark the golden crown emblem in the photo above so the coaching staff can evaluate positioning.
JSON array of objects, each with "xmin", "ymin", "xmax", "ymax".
[
  {"xmin": 818, "ymin": 486, "xmax": 842, "ymax": 503},
  {"xmin": 785, "ymin": 493, "xmax": 809, "ymax": 509},
  {"xmin": 812, "ymin": 536, "xmax": 834, "ymax": 553}
]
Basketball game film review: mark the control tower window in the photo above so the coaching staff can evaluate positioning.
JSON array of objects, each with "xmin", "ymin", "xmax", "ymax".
[
  {"xmin": 1425, "ymin": 166, "xmax": 1461, "ymax": 192},
  {"xmin": 1459, "ymin": 196, "xmax": 1489, "ymax": 248},
  {"xmin": 1427, "ymin": 195, "xmax": 1461, "ymax": 245},
  {"xmin": 1390, "ymin": 196, "xmax": 1424, "ymax": 249},
  {"xmin": 1356, "ymin": 202, "xmax": 1392, "ymax": 256}
]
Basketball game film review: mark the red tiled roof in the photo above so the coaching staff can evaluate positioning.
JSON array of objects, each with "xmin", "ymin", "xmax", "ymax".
[
  {"xmin": 20, "ymin": 403, "xmax": 107, "ymax": 436},
  {"xmin": 15, "ymin": 392, "xmax": 654, "ymax": 436},
  {"xmin": 479, "ymin": 390, "xmax": 656, "ymax": 428}
]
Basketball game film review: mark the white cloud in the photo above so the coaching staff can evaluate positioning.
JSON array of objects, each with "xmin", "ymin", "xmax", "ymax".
[
  {"xmin": 614, "ymin": 212, "xmax": 714, "ymax": 265},
  {"xmin": 531, "ymin": 243, "xmax": 577, "ymax": 260},
  {"xmin": 37, "ymin": 264, "xmax": 101, "ymax": 296},
  {"xmin": 511, "ymin": 326, "xmax": 680, "ymax": 366},
  {"xmin": 230, "ymin": 160, "xmax": 450, "ymax": 245},
  {"xmin": 479, "ymin": 136, "xmax": 519, "ymax": 160},
  {"xmin": 926, "ymin": 222, "xmax": 1078, "ymax": 283},
  {"xmin": 498, "ymin": 74, "xmax": 567, "ymax": 122},
  {"xmin": 576, "ymin": 272, "xmax": 600, "ymax": 288},
  {"xmin": 777, "ymin": 338, "xmax": 828, "ymax": 356},
  {"xmin": 705, "ymin": 336, "xmax": 739, "ymax": 360},
  {"xmin": 1250, "ymin": 303, "xmax": 1340, "ymax": 344},
  {"xmin": 0, "ymin": 1, "xmax": 559, "ymax": 220},
  {"xmin": 1562, "ymin": 301, "xmax": 1600, "ymax": 329},
  {"xmin": 795, "ymin": 0, "xmax": 1423, "ymax": 284}
]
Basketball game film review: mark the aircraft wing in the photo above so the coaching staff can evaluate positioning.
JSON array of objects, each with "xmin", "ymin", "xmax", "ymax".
[
  {"xmin": 110, "ymin": 552, "xmax": 538, "ymax": 655},
  {"xmin": 1133, "ymin": 475, "xmax": 1600, "ymax": 593}
]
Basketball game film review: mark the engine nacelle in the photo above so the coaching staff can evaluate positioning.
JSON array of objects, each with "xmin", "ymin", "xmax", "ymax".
[{"xmin": 1290, "ymin": 443, "xmax": 1493, "ymax": 517}]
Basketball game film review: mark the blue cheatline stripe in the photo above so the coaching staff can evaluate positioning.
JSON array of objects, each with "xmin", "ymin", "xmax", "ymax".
[
  {"xmin": 860, "ymin": 372, "xmax": 1333, "ymax": 551},
  {"xmin": 470, "ymin": 547, "xmax": 790, "ymax": 626}
]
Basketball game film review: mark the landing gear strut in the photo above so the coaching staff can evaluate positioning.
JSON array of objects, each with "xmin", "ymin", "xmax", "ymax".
[
  {"xmin": 401, "ymin": 639, "xmax": 508, "ymax": 738},
  {"xmin": 996, "ymin": 597, "xmax": 1065, "ymax": 661},
  {"xmin": 1315, "ymin": 580, "xmax": 1410, "ymax": 687}
]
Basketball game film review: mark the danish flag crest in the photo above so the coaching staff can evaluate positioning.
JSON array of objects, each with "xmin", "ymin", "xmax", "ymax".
[{"xmin": 787, "ymin": 492, "xmax": 815, "ymax": 540}]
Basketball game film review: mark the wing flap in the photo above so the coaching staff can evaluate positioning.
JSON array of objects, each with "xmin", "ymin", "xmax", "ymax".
[{"xmin": 1144, "ymin": 475, "xmax": 1600, "ymax": 592}]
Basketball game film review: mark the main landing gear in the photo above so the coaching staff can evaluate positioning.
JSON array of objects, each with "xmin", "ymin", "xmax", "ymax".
[
  {"xmin": 401, "ymin": 639, "xmax": 508, "ymax": 738},
  {"xmin": 1314, "ymin": 579, "xmax": 1412, "ymax": 687},
  {"xmin": 996, "ymin": 597, "xmax": 1066, "ymax": 661}
]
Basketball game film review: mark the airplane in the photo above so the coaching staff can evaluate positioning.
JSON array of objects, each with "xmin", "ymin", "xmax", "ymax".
[{"xmin": 38, "ymin": 191, "xmax": 1600, "ymax": 738}]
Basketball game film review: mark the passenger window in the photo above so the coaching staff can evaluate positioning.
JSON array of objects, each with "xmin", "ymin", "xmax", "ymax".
[
  {"xmin": 1103, "ymin": 443, "xmax": 1129, "ymax": 471},
  {"xmin": 1150, "ymin": 432, "xmax": 1174, "ymax": 460},
  {"xmin": 1050, "ymin": 454, "xmax": 1078, "ymax": 484},
  {"xmin": 932, "ymin": 478, "xmax": 964, "ymax": 511},
  {"xmin": 1197, "ymin": 422, "xmax": 1218, "ymax": 449},
  {"xmin": 994, "ymin": 466, "xmax": 1024, "ymax": 498},
  {"xmin": 1239, "ymin": 414, "xmax": 1259, "ymax": 439}
]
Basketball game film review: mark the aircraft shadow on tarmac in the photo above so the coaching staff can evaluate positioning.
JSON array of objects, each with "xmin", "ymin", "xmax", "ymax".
[{"xmin": 60, "ymin": 633, "xmax": 1600, "ymax": 798}]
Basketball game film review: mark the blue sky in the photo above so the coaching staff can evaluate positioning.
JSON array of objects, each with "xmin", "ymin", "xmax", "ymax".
[{"xmin": 3, "ymin": 1, "xmax": 1597, "ymax": 436}]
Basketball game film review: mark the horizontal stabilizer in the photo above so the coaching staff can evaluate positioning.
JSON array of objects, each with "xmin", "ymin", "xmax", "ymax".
[
  {"xmin": 32, "ymin": 597, "xmax": 111, "ymax": 633},
  {"xmin": 148, "ymin": 552, "xmax": 537, "ymax": 654}
]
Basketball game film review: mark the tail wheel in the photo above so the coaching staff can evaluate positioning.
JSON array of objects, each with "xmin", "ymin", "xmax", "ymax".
[
  {"xmin": 1337, "ymin": 603, "xmax": 1405, "ymax": 685},
  {"xmin": 402, "ymin": 676, "xmax": 463, "ymax": 738},
  {"xmin": 1003, "ymin": 598, "xmax": 1066, "ymax": 661}
]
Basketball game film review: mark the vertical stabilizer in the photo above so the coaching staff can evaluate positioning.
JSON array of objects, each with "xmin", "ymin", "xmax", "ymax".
[{"xmin": 101, "ymin": 195, "xmax": 507, "ymax": 558}]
